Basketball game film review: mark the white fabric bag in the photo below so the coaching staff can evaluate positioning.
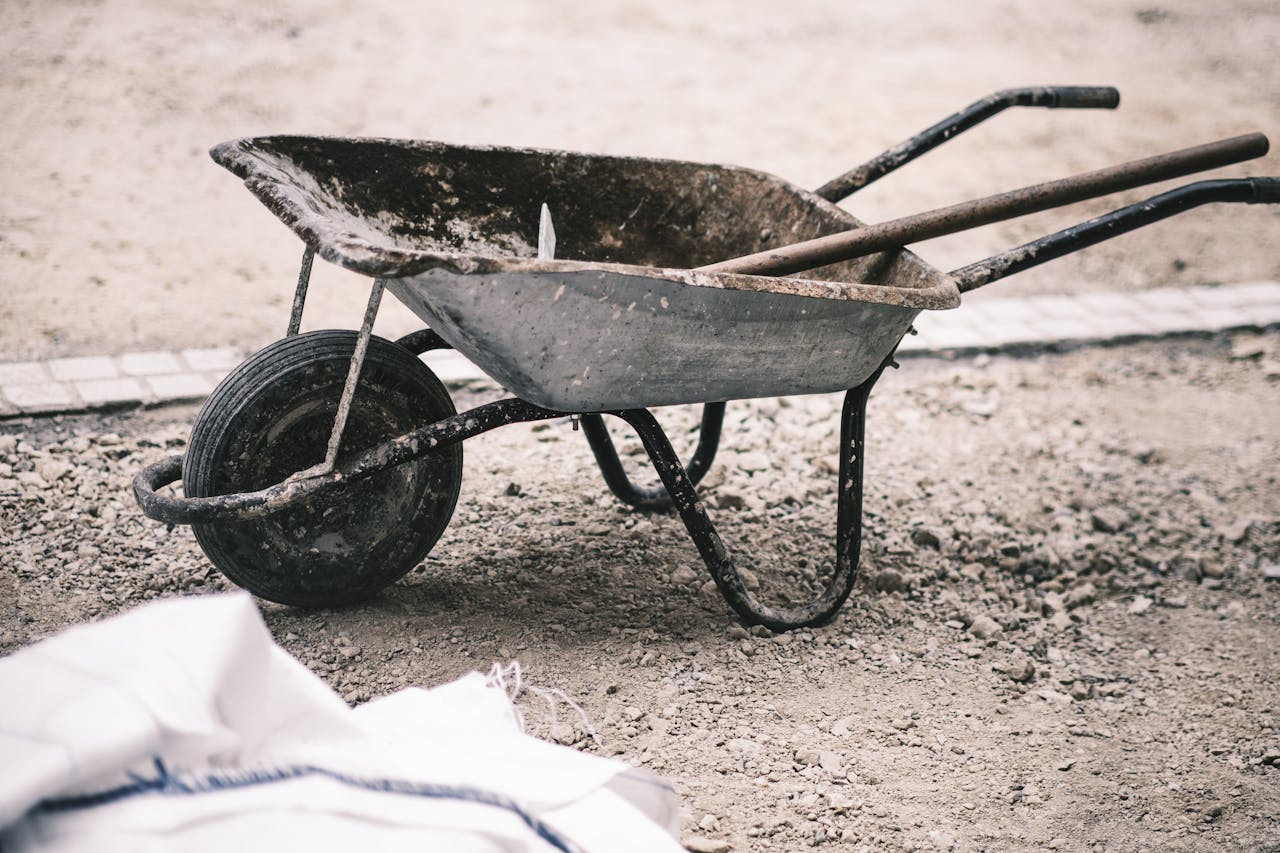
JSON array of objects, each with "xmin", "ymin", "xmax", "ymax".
[{"xmin": 0, "ymin": 593, "xmax": 682, "ymax": 852}]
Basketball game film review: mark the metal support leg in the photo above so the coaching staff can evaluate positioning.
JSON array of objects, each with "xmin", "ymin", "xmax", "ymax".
[
  {"xmin": 287, "ymin": 246, "xmax": 316, "ymax": 336},
  {"xmin": 581, "ymin": 402, "xmax": 725, "ymax": 511},
  {"xmin": 608, "ymin": 367, "xmax": 884, "ymax": 631},
  {"xmin": 321, "ymin": 279, "xmax": 385, "ymax": 472}
]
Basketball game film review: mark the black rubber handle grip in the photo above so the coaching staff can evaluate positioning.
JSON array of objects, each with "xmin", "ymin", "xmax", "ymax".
[
  {"xmin": 1043, "ymin": 86, "xmax": 1121, "ymax": 109},
  {"xmin": 1250, "ymin": 176, "xmax": 1280, "ymax": 202}
]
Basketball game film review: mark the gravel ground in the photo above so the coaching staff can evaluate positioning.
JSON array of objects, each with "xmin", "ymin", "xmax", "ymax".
[{"xmin": 2, "ymin": 334, "xmax": 1279, "ymax": 851}]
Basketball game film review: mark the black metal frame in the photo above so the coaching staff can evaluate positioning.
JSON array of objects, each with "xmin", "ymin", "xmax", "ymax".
[
  {"xmin": 951, "ymin": 177, "xmax": 1280, "ymax": 292},
  {"xmin": 579, "ymin": 404, "xmax": 725, "ymax": 511},
  {"xmin": 814, "ymin": 86, "xmax": 1120, "ymax": 202}
]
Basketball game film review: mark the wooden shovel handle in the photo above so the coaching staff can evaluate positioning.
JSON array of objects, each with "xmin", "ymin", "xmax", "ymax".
[{"xmin": 700, "ymin": 132, "xmax": 1269, "ymax": 278}]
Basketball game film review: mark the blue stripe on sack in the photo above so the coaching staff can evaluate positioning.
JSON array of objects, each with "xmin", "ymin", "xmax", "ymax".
[{"xmin": 37, "ymin": 758, "xmax": 581, "ymax": 853}]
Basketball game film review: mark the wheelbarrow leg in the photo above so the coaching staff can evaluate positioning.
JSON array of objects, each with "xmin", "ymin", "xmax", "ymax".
[
  {"xmin": 287, "ymin": 245, "xmax": 316, "ymax": 337},
  {"xmin": 608, "ymin": 368, "xmax": 884, "ymax": 632},
  {"xmin": 581, "ymin": 403, "xmax": 726, "ymax": 511},
  {"xmin": 318, "ymin": 278, "xmax": 385, "ymax": 473}
]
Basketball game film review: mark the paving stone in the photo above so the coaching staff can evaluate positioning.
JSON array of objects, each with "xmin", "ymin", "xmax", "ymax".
[
  {"xmin": 74, "ymin": 378, "xmax": 148, "ymax": 406},
  {"xmin": 1184, "ymin": 286, "xmax": 1264, "ymax": 308},
  {"xmin": 986, "ymin": 322, "xmax": 1057, "ymax": 346},
  {"xmin": 1220, "ymin": 280, "xmax": 1280, "ymax": 302},
  {"xmin": 1127, "ymin": 289, "xmax": 1204, "ymax": 312},
  {"xmin": 1139, "ymin": 311, "xmax": 1206, "ymax": 334},
  {"xmin": 1025, "ymin": 294, "xmax": 1094, "ymax": 318},
  {"xmin": 146, "ymin": 373, "xmax": 216, "ymax": 400},
  {"xmin": 0, "ymin": 362, "xmax": 47, "ymax": 385},
  {"xmin": 4, "ymin": 383, "xmax": 75, "ymax": 412},
  {"xmin": 1071, "ymin": 291, "xmax": 1149, "ymax": 315},
  {"xmin": 181, "ymin": 347, "xmax": 241, "ymax": 372},
  {"xmin": 1067, "ymin": 315, "xmax": 1151, "ymax": 338},
  {"xmin": 121, "ymin": 351, "xmax": 183, "ymax": 376},
  {"xmin": 924, "ymin": 323, "xmax": 994, "ymax": 349},
  {"xmin": 1234, "ymin": 303, "xmax": 1280, "ymax": 327},
  {"xmin": 48, "ymin": 355, "xmax": 118, "ymax": 382},
  {"xmin": 1189, "ymin": 306, "xmax": 1268, "ymax": 331}
]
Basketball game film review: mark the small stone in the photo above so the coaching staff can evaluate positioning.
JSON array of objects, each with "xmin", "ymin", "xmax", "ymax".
[
  {"xmin": 1170, "ymin": 552, "xmax": 1204, "ymax": 581},
  {"xmin": 827, "ymin": 790, "xmax": 857, "ymax": 812},
  {"xmin": 1162, "ymin": 595, "xmax": 1189, "ymax": 609},
  {"xmin": 16, "ymin": 471, "xmax": 48, "ymax": 490},
  {"xmin": 794, "ymin": 747, "xmax": 821, "ymax": 765},
  {"xmin": 36, "ymin": 459, "xmax": 73, "ymax": 482},
  {"xmin": 874, "ymin": 569, "xmax": 909, "ymax": 593},
  {"xmin": 1128, "ymin": 596, "xmax": 1153, "ymax": 615},
  {"xmin": 622, "ymin": 706, "xmax": 645, "ymax": 722},
  {"xmin": 1048, "ymin": 611, "xmax": 1074, "ymax": 631},
  {"xmin": 670, "ymin": 565, "xmax": 698, "ymax": 585},
  {"xmin": 960, "ymin": 393, "xmax": 1000, "ymax": 418},
  {"xmin": 1229, "ymin": 336, "xmax": 1268, "ymax": 360},
  {"xmin": 1041, "ymin": 591, "xmax": 1066, "ymax": 614},
  {"xmin": 1262, "ymin": 564, "xmax": 1280, "ymax": 581},
  {"xmin": 819, "ymin": 751, "xmax": 844, "ymax": 773},
  {"xmin": 726, "ymin": 622, "xmax": 749, "ymax": 640},
  {"xmin": 684, "ymin": 838, "xmax": 731, "ymax": 853},
  {"xmin": 1200, "ymin": 558, "xmax": 1226, "ymax": 579},
  {"xmin": 1056, "ymin": 758, "xmax": 1075, "ymax": 771},
  {"xmin": 1091, "ymin": 506, "xmax": 1128, "ymax": 533},
  {"xmin": 1019, "ymin": 546, "xmax": 1063, "ymax": 582},
  {"xmin": 1065, "ymin": 582, "xmax": 1097, "ymax": 609},
  {"xmin": 928, "ymin": 829, "xmax": 956, "ymax": 850},
  {"xmin": 504, "ymin": 482, "xmax": 522, "ymax": 496},
  {"xmin": 910, "ymin": 527, "xmax": 946, "ymax": 550},
  {"xmin": 735, "ymin": 450, "xmax": 771, "ymax": 473},
  {"xmin": 1260, "ymin": 747, "xmax": 1280, "ymax": 766},
  {"xmin": 968, "ymin": 615, "xmax": 1003, "ymax": 641},
  {"xmin": 697, "ymin": 814, "xmax": 720, "ymax": 832},
  {"xmin": 1069, "ymin": 682, "xmax": 1094, "ymax": 701},
  {"xmin": 1004, "ymin": 652, "xmax": 1036, "ymax": 683},
  {"xmin": 1221, "ymin": 517, "xmax": 1256, "ymax": 543}
]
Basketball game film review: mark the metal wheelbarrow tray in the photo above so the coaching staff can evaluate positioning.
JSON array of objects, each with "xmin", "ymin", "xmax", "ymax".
[{"xmin": 134, "ymin": 86, "xmax": 1280, "ymax": 631}]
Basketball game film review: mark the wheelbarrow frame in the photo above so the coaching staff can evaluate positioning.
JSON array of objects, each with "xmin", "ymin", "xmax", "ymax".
[{"xmin": 134, "ymin": 86, "xmax": 1280, "ymax": 631}]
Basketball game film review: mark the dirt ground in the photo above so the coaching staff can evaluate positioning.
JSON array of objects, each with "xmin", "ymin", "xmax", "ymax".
[
  {"xmin": 3, "ymin": 336, "xmax": 1279, "ymax": 851},
  {"xmin": 1, "ymin": 0, "xmax": 1279, "ymax": 361}
]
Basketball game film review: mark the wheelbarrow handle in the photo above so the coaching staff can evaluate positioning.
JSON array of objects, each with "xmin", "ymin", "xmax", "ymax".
[
  {"xmin": 952, "ymin": 177, "xmax": 1280, "ymax": 292},
  {"xmin": 700, "ymin": 132, "xmax": 1269, "ymax": 278},
  {"xmin": 814, "ymin": 85, "xmax": 1121, "ymax": 202}
]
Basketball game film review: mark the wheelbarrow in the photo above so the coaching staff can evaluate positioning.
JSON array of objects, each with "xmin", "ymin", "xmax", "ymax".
[{"xmin": 134, "ymin": 86, "xmax": 1280, "ymax": 631}]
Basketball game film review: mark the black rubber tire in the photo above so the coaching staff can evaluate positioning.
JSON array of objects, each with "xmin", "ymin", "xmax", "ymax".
[{"xmin": 184, "ymin": 330, "xmax": 462, "ymax": 607}]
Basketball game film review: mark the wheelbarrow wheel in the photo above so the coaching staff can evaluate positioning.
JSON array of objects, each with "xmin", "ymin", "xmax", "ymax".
[{"xmin": 183, "ymin": 330, "xmax": 462, "ymax": 607}]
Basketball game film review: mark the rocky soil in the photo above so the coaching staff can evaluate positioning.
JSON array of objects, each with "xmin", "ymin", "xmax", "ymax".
[{"xmin": 2, "ymin": 335, "xmax": 1278, "ymax": 851}]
